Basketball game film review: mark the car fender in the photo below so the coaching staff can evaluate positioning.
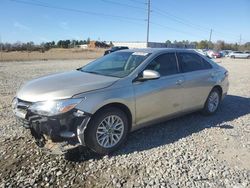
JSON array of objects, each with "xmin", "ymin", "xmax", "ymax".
[{"xmin": 74, "ymin": 85, "xmax": 136, "ymax": 125}]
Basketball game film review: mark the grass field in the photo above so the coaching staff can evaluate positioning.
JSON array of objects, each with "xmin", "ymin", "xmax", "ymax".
[
  {"xmin": 0, "ymin": 48, "xmax": 105, "ymax": 62},
  {"xmin": 0, "ymin": 58, "xmax": 250, "ymax": 187}
]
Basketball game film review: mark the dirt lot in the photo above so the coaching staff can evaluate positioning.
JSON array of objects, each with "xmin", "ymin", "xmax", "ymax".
[
  {"xmin": 0, "ymin": 48, "xmax": 105, "ymax": 62},
  {"xmin": 0, "ymin": 58, "xmax": 249, "ymax": 187}
]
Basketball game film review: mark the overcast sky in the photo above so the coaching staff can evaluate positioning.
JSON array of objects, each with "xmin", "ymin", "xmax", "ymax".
[{"xmin": 1, "ymin": 0, "xmax": 250, "ymax": 44}]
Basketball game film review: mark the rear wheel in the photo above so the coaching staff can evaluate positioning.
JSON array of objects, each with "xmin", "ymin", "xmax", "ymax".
[
  {"xmin": 231, "ymin": 55, "xmax": 235, "ymax": 59},
  {"xmin": 85, "ymin": 107, "xmax": 129, "ymax": 155},
  {"xmin": 202, "ymin": 88, "xmax": 221, "ymax": 115}
]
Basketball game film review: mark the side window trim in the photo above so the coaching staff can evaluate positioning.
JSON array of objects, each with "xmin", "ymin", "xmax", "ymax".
[
  {"xmin": 176, "ymin": 52, "xmax": 185, "ymax": 73},
  {"xmin": 174, "ymin": 52, "xmax": 181, "ymax": 73}
]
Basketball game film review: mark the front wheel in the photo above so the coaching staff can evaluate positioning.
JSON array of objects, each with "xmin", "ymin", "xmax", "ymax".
[
  {"xmin": 85, "ymin": 107, "xmax": 129, "ymax": 155},
  {"xmin": 202, "ymin": 88, "xmax": 221, "ymax": 115}
]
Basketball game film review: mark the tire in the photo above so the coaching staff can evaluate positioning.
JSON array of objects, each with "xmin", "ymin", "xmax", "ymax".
[
  {"xmin": 247, "ymin": 56, "xmax": 250, "ymax": 59},
  {"xmin": 85, "ymin": 107, "xmax": 129, "ymax": 155},
  {"xmin": 202, "ymin": 88, "xmax": 221, "ymax": 115},
  {"xmin": 231, "ymin": 55, "xmax": 235, "ymax": 59}
]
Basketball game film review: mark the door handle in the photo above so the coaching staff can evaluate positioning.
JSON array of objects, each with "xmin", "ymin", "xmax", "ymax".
[{"xmin": 176, "ymin": 79, "xmax": 184, "ymax": 85}]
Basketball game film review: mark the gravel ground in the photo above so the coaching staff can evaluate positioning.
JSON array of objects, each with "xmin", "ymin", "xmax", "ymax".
[{"xmin": 0, "ymin": 58, "xmax": 249, "ymax": 187}]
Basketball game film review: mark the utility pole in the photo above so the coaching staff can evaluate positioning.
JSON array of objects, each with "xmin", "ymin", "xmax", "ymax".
[
  {"xmin": 146, "ymin": 0, "xmax": 150, "ymax": 48},
  {"xmin": 239, "ymin": 34, "xmax": 242, "ymax": 45},
  {"xmin": 208, "ymin": 29, "xmax": 213, "ymax": 49},
  {"xmin": 0, "ymin": 35, "xmax": 2, "ymax": 61}
]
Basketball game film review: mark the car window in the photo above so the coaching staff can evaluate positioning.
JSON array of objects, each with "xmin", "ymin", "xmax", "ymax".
[
  {"xmin": 145, "ymin": 53, "xmax": 178, "ymax": 76},
  {"xmin": 81, "ymin": 52, "xmax": 151, "ymax": 78},
  {"xmin": 177, "ymin": 52, "xmax": 212, "ymax": 73},
  {"xmin": 97, "ymin": 53, "xmax": 129, "ymax": 69}
]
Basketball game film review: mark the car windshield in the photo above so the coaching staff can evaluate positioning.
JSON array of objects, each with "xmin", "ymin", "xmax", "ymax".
[{"xmin": 80, "ymin": 51, "xmax": 151, "ymax": 78}]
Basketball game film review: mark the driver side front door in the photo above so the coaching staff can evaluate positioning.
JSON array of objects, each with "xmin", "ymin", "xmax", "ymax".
[{"xmin": 133, "ymin": 52, "xmax": 185, "ymax": 126}]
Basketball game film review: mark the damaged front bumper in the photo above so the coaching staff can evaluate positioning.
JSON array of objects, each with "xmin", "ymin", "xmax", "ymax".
[{"xmin": 13, "ymin": 98, "xmax": 91, "ymax": 154}]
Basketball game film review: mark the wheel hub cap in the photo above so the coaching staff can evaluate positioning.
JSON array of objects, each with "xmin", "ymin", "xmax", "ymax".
[{"xmin": 96, "ymin": 115, "xmax": 124, "ymax": 148}]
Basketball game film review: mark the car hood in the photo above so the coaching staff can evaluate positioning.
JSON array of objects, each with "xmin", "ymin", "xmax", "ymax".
[{"xmin": 17, "ymin": 70, "xmax": 119, "ymax": 102}]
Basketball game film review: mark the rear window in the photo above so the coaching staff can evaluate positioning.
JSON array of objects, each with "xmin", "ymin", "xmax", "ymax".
[{"xmin": 177, "ymin": 52, "xmax": 212, "ymax": 73}]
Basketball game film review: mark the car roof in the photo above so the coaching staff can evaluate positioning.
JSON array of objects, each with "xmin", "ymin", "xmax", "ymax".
[{"xmin": 121, "ymin": 48, "xmax": 196, "ymax": 54}]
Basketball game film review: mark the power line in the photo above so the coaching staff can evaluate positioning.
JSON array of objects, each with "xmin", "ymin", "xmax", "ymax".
[
  {"xmin": 115, "ymin": 0, "xmax": 208, "ymax": 44},
  {"xmin": 151, "ymin": 22, "xmax": 207, "ymax": 39},
  {"xmin": 9, "ymin": 0, "xmax": 243, "ymax": 43},
  {"xmin": 152, "ymin": 6, "xmax": 240, "ymax": 41},
  {"xmin": 152, "ymin": 7, "xmax": 209, "ymax": 32},
  {"xmin": 101, "ymin": 0, "xmax": 146, "ymax": 11},
  {"xmin": 211, "ymin": 29, "xmax": 240, "ymax": 39},
  {"xmin": 109, "ymin": 0, "xmax": 239, "ymax": 41},
  {"xmin": 127, "ymin": 0, "xmax": 147, "ymax": 5},
  {"xmin": 10, "ymin": 0, "xmax": 146, "ymax": 21},
  {"xmin": 208, "ymin": 30, "xmax": 239, "ymax": 42}
]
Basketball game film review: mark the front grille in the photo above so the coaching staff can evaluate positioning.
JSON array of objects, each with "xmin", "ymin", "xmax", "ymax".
[{"xmin": 13, "ymin": 99, "xmax": 33, "ymax": 128}]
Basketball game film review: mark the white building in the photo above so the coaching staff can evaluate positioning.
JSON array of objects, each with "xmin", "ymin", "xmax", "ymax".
[
  {"xmin": 78, "ymin": 44, "xmax": 88, "ymax": 49},
  {"xmin": 111, "ymin": 41, "xmax": 166, "ymax": 49},
  {"xmin": 112, "ymin": 41, "xmax": 195, "ymax": 49}
]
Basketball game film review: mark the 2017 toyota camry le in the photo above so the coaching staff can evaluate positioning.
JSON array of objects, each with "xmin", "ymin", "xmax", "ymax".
[{"xmin": 12, "ymin": 48, "xmax": 229, "ymax": 155}]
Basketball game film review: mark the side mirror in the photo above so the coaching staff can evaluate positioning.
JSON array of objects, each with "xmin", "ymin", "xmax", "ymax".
[{"xmin": 137, "ymin": 70, "xmax": 160, "ymax": 81}]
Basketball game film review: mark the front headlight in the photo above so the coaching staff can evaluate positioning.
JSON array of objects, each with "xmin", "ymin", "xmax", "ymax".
[{"xmin": 29, "ymin": 98, "xmax": 83, "ymax": 116}]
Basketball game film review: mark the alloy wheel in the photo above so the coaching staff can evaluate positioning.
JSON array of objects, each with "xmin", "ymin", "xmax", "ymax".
[
  {"xmin": 208, "ymin": 91, "xmax": 219, "ymax": 113},
  {"xmin": 96, "ymin": 115, "xmax": 124, "ymax": 148}
]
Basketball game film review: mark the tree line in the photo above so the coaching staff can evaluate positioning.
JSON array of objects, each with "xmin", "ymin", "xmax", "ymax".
[
  {"xmin": 166, "ymin": 40, "xmax": 250, "ymax": 51},
  {"xmin": 0, "ymin": 38, "xmax": 91, "ymax": 52},
  {"xmin": 0, "ymin": 39, "xmax": 250, "ymax": 52}
]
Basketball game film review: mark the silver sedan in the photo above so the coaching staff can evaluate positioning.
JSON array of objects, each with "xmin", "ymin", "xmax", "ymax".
[{"xmin": 12, "ymin": 48, "xmax": 229, "ymax": 155}]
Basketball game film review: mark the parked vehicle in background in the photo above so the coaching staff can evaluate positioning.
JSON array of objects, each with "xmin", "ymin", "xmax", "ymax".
[
  {"xmin": 224, "ymin": 50, "xmax": 233, "ymax": 57},
  {"xmin": 12, "ymin": 48, "xmax": 229, "ymax": 155},
  {"xmin": 220, "ymin": 50, "xmax": 231, "ymax": 57},
  {"xmin": 207, "ymin": 50, "xmax": 221, "ymax": 58},
  {"xmin": 229, "ymin": 51, "xmax": 250, "ymax": 59},
  {"xmin": 194, "ymin": 49, "xmax": 206, "ymax": 56},
  {"xmin": 104, "ymin": 46, "xmax": 129, "ymax": 55},
  {"xmin": 194, "ymin": 49, "xmax": 211, "ymax": 59},
  {"xmin": 219, "ymin": 51, "xmax": 225, "ymax": 57}
]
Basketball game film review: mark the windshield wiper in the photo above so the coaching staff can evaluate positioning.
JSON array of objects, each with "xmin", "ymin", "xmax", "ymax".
[
  {"xmin": 78, "ymin": 69, "xmax": 121, "ymax": 78},
  {"xmin": 80, "ymin": 70, "xmax": 103, "ymax": 75}
]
